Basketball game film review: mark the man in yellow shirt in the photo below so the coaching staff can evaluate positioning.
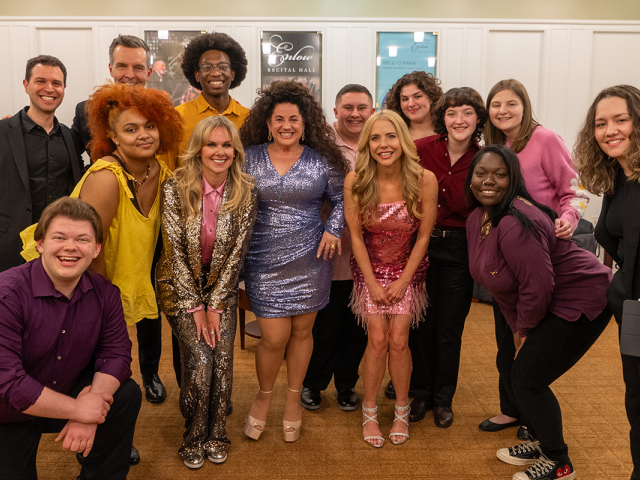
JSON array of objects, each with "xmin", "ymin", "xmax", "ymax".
[{"xmin": 160, "ymin": 32, "xmax": 249, "ymax": 171}]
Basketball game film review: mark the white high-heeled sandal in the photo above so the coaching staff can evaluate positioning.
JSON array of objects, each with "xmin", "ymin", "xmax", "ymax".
[
  {"xmin": 283, "ymin": 387, "xmax": 302, "ymax": 442},
  {"xmin": 362, "ymin": 405, "xmax": 385, "ymax": 448},
  {"xmin": 389, "ymin": 403, "xmax": 410, "ymax": 445},
  {"xmin": 243, "ymin": 389, "xmax": 272, "ymax": 440}
]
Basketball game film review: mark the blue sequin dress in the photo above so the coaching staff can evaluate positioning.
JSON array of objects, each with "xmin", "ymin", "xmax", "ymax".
[{"xmin": 243, "ymin": 143, "xmax": 345, "ymax": 318}]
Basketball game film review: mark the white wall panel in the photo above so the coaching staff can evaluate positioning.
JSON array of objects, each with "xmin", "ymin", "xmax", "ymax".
[
  {"xmin": 96, "ymin": 26, "xmax": 116, "ymax": 84},
  {"xmin": 35, "ymin": 28, "xmax": 94, "ymax": 126},
  {"xmin": 230, "ymin": 25, "xmax": 254, "ymax": 109},
  {"xmin": 485, "ymin": 30, "xmax": 544, "ymax": 113},
  {"xmin": 349, "ymin": 27, "xmax": 372, "ymax": 93},
  {"xmin": 590, "ymin": 32, "xmax": 640, "ymax": 97},
  {"xmin": 0, "ymin": 27, "xmax": 14, "ymax": 116},
  {"xmin": 10, "ymin": 25, "xmax": 33, "ymax": 113},
  {"xmin": 327, "ymin": 26, "xmax": 349, "ymax": 116},
  {"xmin": 442, "ymin": 27, "xmax": 464, "ymax": 89},
  {"xmin": 543, "ymin": 29, "xmax": 568, "ymax": 133},
  {"xmin": 464, "ymin": 28, "xmax": 483, "ymax": 92}
]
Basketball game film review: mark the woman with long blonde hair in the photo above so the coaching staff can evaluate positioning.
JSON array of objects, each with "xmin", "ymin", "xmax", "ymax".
[
  {"xmin": 345, "ymin": 110, "xmax": 437, "ymax": 447},
  {"xmin": 156, "ymin": 116, "xmax": 257, "ymax": 469}
]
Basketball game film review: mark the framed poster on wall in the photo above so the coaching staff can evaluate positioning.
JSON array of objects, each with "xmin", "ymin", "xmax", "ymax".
[
  {"xmin": 260, "ymin": 31, "xmax": 322, "ymax": 103},
  {"xmin": 376, "ymin": 32, "xmax": 438, "ymax": 109},
  {"xmin": 144, "ymin": 30, "xmax": 206, "ymax": 106}
]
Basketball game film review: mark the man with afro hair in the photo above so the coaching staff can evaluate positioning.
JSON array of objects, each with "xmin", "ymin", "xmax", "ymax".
[{"xmin": 159, "ymin": 32, "xmax": 249, "ymax": 171}]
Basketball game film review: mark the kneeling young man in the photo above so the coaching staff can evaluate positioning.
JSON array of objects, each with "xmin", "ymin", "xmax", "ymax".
[{"xmin": 0, "ymin": 197, "xmax": 141, "ymax": 480}]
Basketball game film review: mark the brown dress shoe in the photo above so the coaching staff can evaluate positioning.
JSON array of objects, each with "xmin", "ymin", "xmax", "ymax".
[
  {"xmin": 408, "ymin": 399, "xmax": 432, "ymax": 423},
  {"xmin": 433, "ymin": 406, "xmax": 453, "ymax": 428}
]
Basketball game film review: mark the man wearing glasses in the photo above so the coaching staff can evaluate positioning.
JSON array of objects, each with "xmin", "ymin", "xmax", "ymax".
[{"xmin": 158, "ymin": 32, "xmax": 249, "ymax": 171}]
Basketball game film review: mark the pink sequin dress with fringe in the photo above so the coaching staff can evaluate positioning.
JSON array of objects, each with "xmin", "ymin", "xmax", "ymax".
[{"xmin": 350, "ymin": 200, "xmax": 429, "ymax": 326}]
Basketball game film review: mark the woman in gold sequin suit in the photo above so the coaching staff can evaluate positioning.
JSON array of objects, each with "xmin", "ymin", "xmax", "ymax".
[
  {"xmin": 345, "ymin": 110, "xmax": 437, "ymax": 447},
  {"xmin": 156, "ymin": 116, "xmax": 257, "ymax": 469}
]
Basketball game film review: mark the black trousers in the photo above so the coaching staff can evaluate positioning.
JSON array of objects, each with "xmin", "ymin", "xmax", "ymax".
[
  {"xmin": 622, "ymin": 350, "xmax": 640, "ymax": 480},
  {"xmin": 304, "ymin": 280, "xmax": 368, "ymax": 391},
  {"xmin": 0, "ymin": 369, "xmax": 141, "ymax": 480},
  {"xmin": 493, "ymin": 303, "xmax": 521, "ymax": 419},
  {"xmin": 408, "ymin": 234, "xmax": 473, "ymax": 407},
  {"xmin": 497, "ymin": 308, "xmax": 610, "ymax": 453},
  {"xmin": 137, "ymin": 234, "xmax": 164, "ymax": 384}
]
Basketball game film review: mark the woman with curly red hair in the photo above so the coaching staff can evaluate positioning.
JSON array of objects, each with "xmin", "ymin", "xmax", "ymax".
[
  {"xmin": 239, "ymin": 80, "xmax": 348, "ymax": 443},
  {"xmin": 76, "ymin": 82, "xmax": 182, "ymax": 405}
]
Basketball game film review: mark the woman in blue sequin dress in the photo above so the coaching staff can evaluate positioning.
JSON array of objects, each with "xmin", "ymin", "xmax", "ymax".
[{"xmin": 239, "ymin": 80, "xmax": 349, "ymax": 443}]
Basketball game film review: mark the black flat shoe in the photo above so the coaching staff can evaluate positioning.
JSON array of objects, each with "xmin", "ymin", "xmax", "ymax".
[
  {"xmin": 130, "ymin": 446, "xmax": 140, "ymax": 465},
  {"xmin": 300, "ymin": 387, "xmax": 321, "ymax": 410},
  {"xmin": 384, "ymin": 380, "xmax": 396, "ymax": 400},
  {"xmin": 226, "ymin": 401, "xmax": 233, "ymax": 416},
  {"xmin": 479, "ymin": 417, "xmax": 521, "ymax": 432},
  {"xmin": 336, "ymin": 388, "xmax": 360, "ymax": 411},
  {"xmin": 144, "ymin": 374, "xmax": 167, "ymax": 404}
]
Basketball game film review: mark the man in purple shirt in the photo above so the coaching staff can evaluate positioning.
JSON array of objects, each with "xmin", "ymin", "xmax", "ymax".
[{"xmin": 0, "ymin": 197, "xmax": 141, "ymax": 480}]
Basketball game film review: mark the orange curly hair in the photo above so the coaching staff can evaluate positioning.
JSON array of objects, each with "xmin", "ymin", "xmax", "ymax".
[{"xmin": 85, "ymin": 83, "xmax": 183, "ymax": 161}]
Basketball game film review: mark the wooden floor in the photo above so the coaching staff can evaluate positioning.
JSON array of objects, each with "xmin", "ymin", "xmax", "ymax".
[{"xmin": 36, "ymin": 302, "xmax": 633, "ymax": 479}]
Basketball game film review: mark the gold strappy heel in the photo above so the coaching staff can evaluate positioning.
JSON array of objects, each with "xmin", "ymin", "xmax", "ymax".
[
  {"xmin": 389, "ymin": 403, "xmax": 410, "ymax": 445},
  {"xmin": 362, "ymin": 405, "xmax": 385, "ymax": 448},
  {"xmin": 283, "ymin": 387, "xmax": 302, "ymax": 442},
  {"xmin": 244, "ymin": 389, "xmax": 272, "ymax": 440}
]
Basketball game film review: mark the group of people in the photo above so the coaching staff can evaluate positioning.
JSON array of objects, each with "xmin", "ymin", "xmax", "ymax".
[{"xmin": 0, "ymin": 30, "xmax": 638, "ymax": 480}]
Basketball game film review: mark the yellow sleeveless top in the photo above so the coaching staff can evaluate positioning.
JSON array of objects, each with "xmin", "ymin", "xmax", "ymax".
[{"xmin": 21, "ymin": 159, "xmax": 172, "ymax": 325}]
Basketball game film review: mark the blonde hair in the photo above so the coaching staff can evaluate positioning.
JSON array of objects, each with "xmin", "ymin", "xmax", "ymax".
[
  {"xmin": 484, "ymin": 79, "xmax": 540, "ymax": 153},
  {"xmin": 574, "ymin": 85, "xmax": 640, "ymax": 195},
  {"xmin": 173, "ymin": 116, "xmax": 254, "ymax": 219},
  {"xmin": 352, "ymin": 110, "xmax": 424, "ymax": 223}
]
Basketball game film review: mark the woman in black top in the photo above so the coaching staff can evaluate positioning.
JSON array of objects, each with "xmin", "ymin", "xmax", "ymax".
[{"xmin": 574, "ymin": 84, "xmax": 640, "ymax": 480}]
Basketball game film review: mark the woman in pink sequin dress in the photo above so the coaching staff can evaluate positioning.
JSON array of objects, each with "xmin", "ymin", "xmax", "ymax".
[{"xmin": 345, "ymin": 110, "xmax": 437, "ymax": 447}]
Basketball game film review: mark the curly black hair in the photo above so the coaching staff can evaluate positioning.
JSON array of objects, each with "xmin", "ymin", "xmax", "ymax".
[
  {"xmin": 432, "ymin": 87, "xmax": 488, "ymax": 143},
  {"xmin": 181, "ymin": 32, "xmax": 248, "ymax": 90},
  {"xmin": 239, "ymin": 80, "xmax": 349, "ymax": 175},
  {"xmin": 384, "ymin": 71, "xmax": 443, "ymax": 126}
]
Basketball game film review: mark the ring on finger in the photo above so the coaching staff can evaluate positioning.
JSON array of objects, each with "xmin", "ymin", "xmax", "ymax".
[{"xmin": 330, "ymin": 244, "xmax": 336, "ymax": 250}]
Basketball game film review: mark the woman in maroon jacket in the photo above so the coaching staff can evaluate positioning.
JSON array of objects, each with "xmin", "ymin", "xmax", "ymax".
[{"xmin": 466, "ymin": 144, "xmax": 611, "ymax": 480}]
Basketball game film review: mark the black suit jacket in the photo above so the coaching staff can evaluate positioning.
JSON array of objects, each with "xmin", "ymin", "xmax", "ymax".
[
  {"xmin": 595, "ymin": 178, "xmax": 640, "ymax": 302},
  {"xmin": 0, "ymin": 110, "xmax": 82, "ymax": 272},
  {"xmin": 71, "ymin": 100, "xmax": 91, "ymax": 161}
]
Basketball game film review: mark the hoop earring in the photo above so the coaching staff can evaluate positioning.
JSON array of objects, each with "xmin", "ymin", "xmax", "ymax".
[
  {"xmin": 268, "ymin": 131, "xmax": 273, "ymax": 141},
  {"xmin": 301, "ymin": 131, "xmax": 305, "ymax": 141}
]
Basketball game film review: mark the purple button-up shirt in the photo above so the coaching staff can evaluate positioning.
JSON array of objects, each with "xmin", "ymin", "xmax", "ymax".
[{"xmin": 0, "ymin": 258, "xmax": 132, "ymax": 423}]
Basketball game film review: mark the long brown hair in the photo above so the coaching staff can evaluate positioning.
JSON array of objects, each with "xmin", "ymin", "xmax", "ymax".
[
  {"xmin": 574, "ymin": 85, "xmax": 640, "ymax": 195},
  {"xmin": 484, "ymin": 79, "xmax": 539, "ymax": 153},
  {"xmin": 351, "ymin": 110, "xmax": 424, "ymax": 223},
  {"xmin": 174, "ymin": 116, "xmax": 254, "ymax": 219},
  {"xmin": 384, "ymin": 71, "xmax": 443, "ymax": 127}
]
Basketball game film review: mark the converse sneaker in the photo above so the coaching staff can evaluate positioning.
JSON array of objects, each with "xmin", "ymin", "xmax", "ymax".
[
  {"xmin": 513, "ymin": 453, "xmax": 575, "ymax": 480},
  {"xmin": 497, "ymin": 440, "xmax": 541, "ymax": 465}
]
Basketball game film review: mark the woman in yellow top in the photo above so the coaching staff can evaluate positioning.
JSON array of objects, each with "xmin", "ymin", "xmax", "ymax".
[{"xmin": 76, "ymin": 83, "xmax": 182, "ymax": 404}]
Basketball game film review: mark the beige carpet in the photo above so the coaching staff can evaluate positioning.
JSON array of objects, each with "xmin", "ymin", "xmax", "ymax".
[{"xmin": 36, "ymin": 303, "xmax": 632, "ymax": 479}]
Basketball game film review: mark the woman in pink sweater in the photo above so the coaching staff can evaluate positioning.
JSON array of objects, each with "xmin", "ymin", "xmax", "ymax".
[{"xmin": 478, "ymin": 79, "xmax": 590, "ymax": 436}]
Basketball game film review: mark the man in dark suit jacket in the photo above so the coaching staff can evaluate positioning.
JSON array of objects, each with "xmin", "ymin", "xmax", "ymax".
[
  {"xmin": 0, "ymin": 55, "xmax": 82, "ymax": 274},
  {"xmin": 71, "ymin": 35, "xmax": 152, "ymax": 159}
]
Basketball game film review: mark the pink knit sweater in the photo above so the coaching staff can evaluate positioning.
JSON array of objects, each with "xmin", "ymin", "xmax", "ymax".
[{"xmin": 506, "ymin": 126, "xmax": 589, "ymax": 231}]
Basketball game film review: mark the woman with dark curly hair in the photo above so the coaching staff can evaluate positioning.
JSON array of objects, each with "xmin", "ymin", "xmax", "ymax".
[
  {"xmin": 384, "ymin": 71, "xmax": 443, "ymax": 140},
  {"xmin": 239, "ymin": 80, "xmax": 348, "ymax": 443},
  {"xmin": 158, "ymin": 32, "xmax": 249, "ymax": 171},
  {"xmin": 405, "ymin": 87, "xmax": 487, "ymax": 428},
  {"xmin": 72, "ymin": 83, "xmax": 181, "ymax": 406},
  {"xmin": 574, "ymin": 85, "xmax": 640, "ymax": 480}
]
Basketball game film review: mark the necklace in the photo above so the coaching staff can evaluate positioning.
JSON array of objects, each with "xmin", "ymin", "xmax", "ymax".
[
  {"xmin": 119, "ymin": 157, "xmax": 151, "ymax": 193},
  {"xmin": 480, "ymin": 210, "xmax": 492, "ymax": 240}
]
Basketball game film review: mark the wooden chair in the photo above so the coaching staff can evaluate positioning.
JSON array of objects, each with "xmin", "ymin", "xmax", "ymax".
[{"xmin": 238, "ymin": 282, "xmax": 261, "ymax": 349}]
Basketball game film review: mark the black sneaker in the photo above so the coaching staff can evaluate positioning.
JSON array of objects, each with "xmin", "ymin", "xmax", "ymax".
[
  {"xmin": 496, "ymin": 440, "xmax": 541, "ymax": 466},
  {"xmin": 513, "ymin": 453, "xmax": 575, "ymax": 480}
]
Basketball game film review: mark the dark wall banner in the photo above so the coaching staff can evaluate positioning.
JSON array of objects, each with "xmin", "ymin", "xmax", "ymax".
[{"xmin": 260, "ymin": 31, "xmax": 322, "ymax": 103}]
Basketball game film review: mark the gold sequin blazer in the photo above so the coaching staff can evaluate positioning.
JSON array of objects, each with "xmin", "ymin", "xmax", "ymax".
[{"xmin": 156, "ymin": 176, "xmax": 258, "ymax": 317}]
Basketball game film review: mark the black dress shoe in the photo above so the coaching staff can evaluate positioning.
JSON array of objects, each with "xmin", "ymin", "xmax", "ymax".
[
  {"xmin": 408, "ymin": 399, "xmax": 432, "ymax": 423},
  {"xmin": 226, "ymin": 401, "xmax": 233, "ymax": 415},
  {"xmin": 130, "ymin": 446, "xmax": 140, "ymax": 465},
  {"xmin": 336, "ymin": 388, "xmax": 359, "ymax": 411},
  {"xmin": 517, "ymin": 426, "xmax": 534, "ymax": 441},
  {"xmin": 144, "ymin": 374, "xmax": 167, "ymax": 404},
  {"xmin": 300, "ymin": 387, "xmax": 321, "ymax": 410},
  {"xmin": 479, "ymin": 417, "xmax": 520, "ymax": 432},
  {"xmin": 433, "ymin": 406, "xmax": 454, "ymax": 428},
  {"xmin": 384, "ymin": 380, "xmax": 396, "ymax": 399}
]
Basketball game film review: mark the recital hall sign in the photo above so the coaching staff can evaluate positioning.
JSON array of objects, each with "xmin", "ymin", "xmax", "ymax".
[{"xmin": 261, "ymin": 31, "xmax": 322, "ymax": 103}]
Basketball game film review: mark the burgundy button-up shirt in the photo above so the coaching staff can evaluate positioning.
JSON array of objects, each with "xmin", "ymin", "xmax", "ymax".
[
  {"xmin": 0, "ymin": 258, "xmax": 132, "ymax": 423},
  {"xmin": 415, "ymin": 135, "xmax": 479, "ymax": 229}
]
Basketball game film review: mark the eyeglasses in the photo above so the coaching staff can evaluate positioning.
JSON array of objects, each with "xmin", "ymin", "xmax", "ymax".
[{"xmin": 198, "ymin": 62, "xmax": 231, "ymax": 74}]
